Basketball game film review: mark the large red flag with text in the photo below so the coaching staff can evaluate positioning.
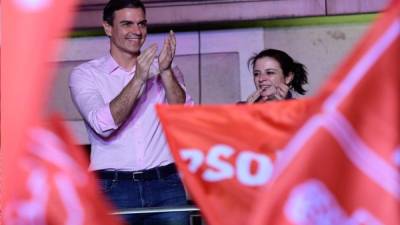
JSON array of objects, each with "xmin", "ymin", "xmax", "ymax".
[
  {"xmin": 158, "ymin": 100, "xmax": 315, "ymax": 225},
  {"xmin": 2, "ymin": 0, "xmax": 123, "ymax": 224},
  {"xmin": 157, "ymin": 1, "xmax": 400, "ymax": 225}
]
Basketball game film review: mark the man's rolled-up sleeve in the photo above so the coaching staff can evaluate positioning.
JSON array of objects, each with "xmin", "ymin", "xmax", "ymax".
[
  {"xmin": 172, "ymin": 65, "xmax": 194, "ymax": 105},
  {"xmin": 69, "ymin": 68, "xmax": 117, "ymax": 137}
]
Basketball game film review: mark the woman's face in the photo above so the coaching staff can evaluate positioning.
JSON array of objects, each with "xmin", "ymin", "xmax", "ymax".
[{"xmin": 253, "ymin": 56, "xmax": 292, "ymax": 100}]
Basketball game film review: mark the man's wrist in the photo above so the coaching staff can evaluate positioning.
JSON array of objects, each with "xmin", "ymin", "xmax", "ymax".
[
  {"xmin": 160, "ymin": 67, "xmax": 172, "ymax": 76},
  {"xmin": 133, "ymin": 74, "xmax": 146, "ymax": 86}
]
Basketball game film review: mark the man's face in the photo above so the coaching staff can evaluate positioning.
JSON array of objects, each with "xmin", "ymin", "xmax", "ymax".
[{"xmin": 103, "ymin": 8, "xmax": 147, "ymax": 56}]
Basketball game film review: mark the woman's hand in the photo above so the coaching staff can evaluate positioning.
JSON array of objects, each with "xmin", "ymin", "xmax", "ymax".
[
  {"xmin": 246, "ymin": 88, "xmax": 263, "ymax": 103},
  {"xmin": 270, "ymin": 83, "xmax": 290, "ymax": 100},
  {"xmin": 259, "ymin": 83, "xmax": 290, "ymax": 102}
]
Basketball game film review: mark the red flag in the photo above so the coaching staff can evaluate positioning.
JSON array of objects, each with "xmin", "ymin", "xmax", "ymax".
[
  {"xmin": 3, "ymin": 117, "xmax": 123, "ymax": 225},
  {"xmin": 2, "ymin": 0, "xmax": 123, "ymax": 224},
  {"xmin": 157, "ymin": 100, "xmax": 314, "ymax": 225},
  {"xmin": 250, "ymin": 1, "xmax": 400, "ymax": 224},
  {"xmin": 156, "ymin": 1, "xmax": 400, "ymax": 225}
]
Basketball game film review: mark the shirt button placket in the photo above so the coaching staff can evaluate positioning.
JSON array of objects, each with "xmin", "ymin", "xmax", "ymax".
[{"xmin": 135, "ymin": 122, "xmax": 145, "ymax": 168}]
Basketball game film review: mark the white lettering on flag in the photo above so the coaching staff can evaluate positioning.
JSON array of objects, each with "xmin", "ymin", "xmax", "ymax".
[
  {"xmin": 4, "ymin": 169, "xmax": 48, "ymax": 225},
  {"xmin": 181, "ymin": 144, "xmax": 274, "ymax": 186},
  {"xmin": 284, "ymin": 179, "xmax": 383, "ymax": 225}
]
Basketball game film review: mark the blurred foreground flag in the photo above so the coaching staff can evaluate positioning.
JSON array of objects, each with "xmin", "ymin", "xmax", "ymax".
[
  {"xmin": 3, "ymin": 118, "xmax": 123, "ymax": 225},
  {"xmin": 156, "ymin": 1, "xmax": 400, "ymax": 225},
  {"xmin": 250, "ymin": 0, "xmax": 400, "ymax": 224},
  {"xmin": 2, "ymin": 0, "xmax": 123, "ymax": 224}
]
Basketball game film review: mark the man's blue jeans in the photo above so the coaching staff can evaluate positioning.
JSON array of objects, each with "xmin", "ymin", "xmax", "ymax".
[{"xmin": 99, "ymin": 171, "xmax": 190, "ymax": 225}]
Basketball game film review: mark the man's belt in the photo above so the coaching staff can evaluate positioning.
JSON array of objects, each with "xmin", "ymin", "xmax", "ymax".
[{"xmin": 96, "ymin": 163, "xmax": 177, "ymax": 181}]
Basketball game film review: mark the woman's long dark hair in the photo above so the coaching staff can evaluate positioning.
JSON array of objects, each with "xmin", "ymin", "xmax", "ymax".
[{"xmin": 248, "ymin": 49, "xmax": 308, "ymax": 95}]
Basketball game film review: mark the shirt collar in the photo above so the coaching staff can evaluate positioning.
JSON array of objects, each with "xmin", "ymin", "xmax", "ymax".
[
  {"xmin": 103, "ymin": 52, "xmax": 120, "ymax": 75},
  {"xmin": 102, "ymin": 52, "xmax": 137, "ymax": 75}
]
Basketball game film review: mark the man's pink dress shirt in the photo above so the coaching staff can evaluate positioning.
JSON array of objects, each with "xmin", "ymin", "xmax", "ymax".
[{"xmin": 69, "ymin": 53, "xmax": 192, "ymax": 171}]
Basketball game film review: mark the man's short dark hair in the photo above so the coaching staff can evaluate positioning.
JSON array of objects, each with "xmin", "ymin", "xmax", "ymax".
[{"xmin": 103, "ymin": 0, "xmax": 146, "ymax": 25}]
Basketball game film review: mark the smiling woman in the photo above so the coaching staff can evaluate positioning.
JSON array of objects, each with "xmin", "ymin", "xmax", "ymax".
[{"xmin": 244, "ymin": 49, "xmax": 308, "ymax": 103}]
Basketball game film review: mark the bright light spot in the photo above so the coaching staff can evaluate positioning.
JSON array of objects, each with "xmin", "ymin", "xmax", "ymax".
[{"xmin": 14, "ymin": 0, "xmax": 51, "ymax": 11}]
